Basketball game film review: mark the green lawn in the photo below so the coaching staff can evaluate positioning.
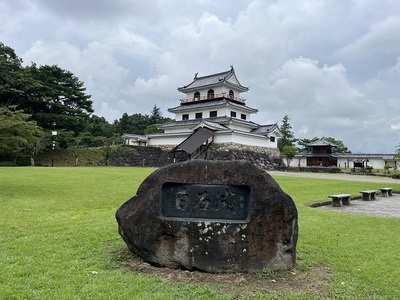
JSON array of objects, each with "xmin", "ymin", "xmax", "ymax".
[{"xmin": 1, "ymin": 167, "xmax": 399, "ymax": 299}]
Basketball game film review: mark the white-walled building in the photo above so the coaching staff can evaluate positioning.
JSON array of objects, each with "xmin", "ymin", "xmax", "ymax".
[
  {"xmin": 287, "ymin": 153, "xmax": 398, "ymax": 169},
  {"xmin": 282, "ymin": 139, "xmax": 398, "ymax": 170},
  {"xmin": 124, "ymin": 66, "xmax": 281, "ymax": 158}
]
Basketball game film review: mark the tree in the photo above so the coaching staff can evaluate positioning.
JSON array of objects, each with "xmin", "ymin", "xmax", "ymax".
[
  {"xmin": 24, "ymin": 133, "xmax": 49, "ymax": 166},
  {"xmin": 22, "ymin": 64, "xmax": 94, "ymax": 134},
  {"xmin": 278, "ymin": 114, "xmax": 296, "ymax": 151},
  {"xmin": 76, "ymin": 115, "xmax": 116, "ymax": 147},
  {"xmin": 296, "ymin": 137, "xmax": 351, "ymax": 154},
  {"xmin": 393, "ymin": 144, "xmax": 400, "ymax": 170},
  {"xmin": 113, "ymin": 107, "xmax": 173, "ymax": 136},
  {"xmin": 1, "ymin": 43, "xmax": 94, "ymax": 137},
  {"xmin": 394, "ymin": 145, "xmax": 400, "ymax": 160},
  {"xmin": 144, "ymin": 124, "xmax": 163, "ymax": 134},
  {"xmin": 281, "ymin": 145, "xmax": 298, "ymax": 167},
  {"xmin": 0, "ymin": 42, "xmax": 25, "ymax": 107},
  {"xmin": 0, "ymin": 106, "xmax": 43, "ymax": 156},
  {"xmin": 322, "ymin": 137, "xmax": 351, "ymax": 154},
  {"xmin": 113, "ymin": 113, "xmax": 149, "ymax": 135},
  {"xmin": 86, "ymin": 115, "xmax": 114, "ymax": 138},
  {"xmin": 102, "ymin": 144, "xmax": 119, "ymax": 166},
  {"xmin": 150, "ymin": 105, "xmax": 163, "ymax": 124},
  {"xmin": 296, "ymin": 137, "xmax": 319, "ymax": 153}
]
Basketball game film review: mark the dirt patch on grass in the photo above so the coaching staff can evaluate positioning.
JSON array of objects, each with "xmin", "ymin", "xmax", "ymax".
[{"xmin": 114, "ymin": 248, "xmax": 332, "ymax": 296}]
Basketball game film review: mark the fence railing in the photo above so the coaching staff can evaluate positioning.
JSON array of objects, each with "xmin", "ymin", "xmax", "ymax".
[{"xmin": 180, "ymin": 93, "xmax": 246, "ymax": 104}]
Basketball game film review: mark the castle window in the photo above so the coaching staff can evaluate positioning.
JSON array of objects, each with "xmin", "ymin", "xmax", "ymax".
[
  {"xmin": 209, "ymin": 110, "xmax": 217, "ymax": 117},
  {"xmin": 207, "ymin": 89, "xmax": 214, "ymax": 99},
  {"xmin": 230, "ymin": 111, "xmax": 236, "ymax": 118},
  {"xmin": 194, "ymin": 91, "xmax": 200, "ymax": 101},
  {"xmin": 195, "ymin": 112, "xmax": 203, "ymax": 119},
  {"xmin": 270, "ymin": 136, "xmax": 275, "ymax": 143},
  {"xmin": 241, "ymin": 114, "xmax": 246, "ymax": 120},
  {"xmin": 229, "ymin": 90, "xmax": 234, "ymax": 99},
  {"xmin": 182, "ymin": 114, "xmax": 189, "ymax": 120}
]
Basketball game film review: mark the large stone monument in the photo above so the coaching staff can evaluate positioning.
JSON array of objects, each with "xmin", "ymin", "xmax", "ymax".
[{"xmin": 116, "ymin": 160, "xmax": 298, "ymax": 273}]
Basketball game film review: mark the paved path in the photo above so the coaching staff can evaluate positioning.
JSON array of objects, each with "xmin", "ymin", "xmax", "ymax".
[{"xmin": 268, "ymin": 171, "xmax": 400, "ymax": 218}]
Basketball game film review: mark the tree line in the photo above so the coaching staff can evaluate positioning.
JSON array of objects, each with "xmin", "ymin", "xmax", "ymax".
[
  {"xmin": 0, "ymin": 42, "xmax": 171, "ymax": 164},
  {"xmin": 1, "ymin": 41, "xmax": 357, "ymax": 166},
  {"xmin": 278, "ymin": 114, "xmax": 351, "ymax": 165}
]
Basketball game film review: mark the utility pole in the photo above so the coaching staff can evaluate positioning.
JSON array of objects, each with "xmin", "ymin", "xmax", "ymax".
[{"xmin": 51, "ymin": 122, "xmax": 57, "ymax": 167}]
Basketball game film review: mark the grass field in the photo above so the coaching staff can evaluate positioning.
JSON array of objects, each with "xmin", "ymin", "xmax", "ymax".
[{"xmin": 1, "ymin": 167, "xmax": 400, "ymax": 299}]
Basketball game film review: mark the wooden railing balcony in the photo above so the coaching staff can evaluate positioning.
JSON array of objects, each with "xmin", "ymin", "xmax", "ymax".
[{"xmin": 180, "ymin": 93, "xmax": 246, "ymax": 105}]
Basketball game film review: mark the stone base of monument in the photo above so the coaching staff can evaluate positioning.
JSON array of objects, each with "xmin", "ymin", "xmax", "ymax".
[{"xmin": 116, "ymin": 160, "xmax": 298, "ymax": 273}]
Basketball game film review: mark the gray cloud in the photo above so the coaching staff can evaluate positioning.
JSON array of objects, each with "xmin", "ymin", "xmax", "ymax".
[{"xmin": 1, "ymin": 0, "xmax": 400, "ymax": 153}]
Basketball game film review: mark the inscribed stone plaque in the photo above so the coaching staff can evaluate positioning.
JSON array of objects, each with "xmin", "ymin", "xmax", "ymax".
[{"xmin": 160, "ymin": 182, "xmax": 250, "ymax": 221}]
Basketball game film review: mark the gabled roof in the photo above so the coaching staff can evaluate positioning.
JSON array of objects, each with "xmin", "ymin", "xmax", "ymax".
[
  {"xmin": 251, "ymin": 123, "xmax": 281, "ymax": 136},
  {"xmin": 177, "ymin": 66, "xmax": 249, "ymax": 93},
  {"xmin": 172, "ymin": 127, "xmax": 214, "ymax": 154},
  {"xmin": 190, "ymin": 119, "xmax": 228, "ymax": 131},
  {"xmin": 307, "ymin": 138, "xmax": 338, "ymax": 147}
]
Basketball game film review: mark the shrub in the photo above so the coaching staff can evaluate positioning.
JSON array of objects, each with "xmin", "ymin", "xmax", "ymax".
[{"xmin": 16, "ymin": 155, "xmax": 31, "ymax": 166}]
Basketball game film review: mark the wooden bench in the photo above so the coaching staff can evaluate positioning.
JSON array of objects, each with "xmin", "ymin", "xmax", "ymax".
[
  {"xmin": 380, "ymin": 188, "xmax": 393, "ymax": 197},
  {"xmin": 328, "ymin": 194, "xmax": 352, "ymax": 207},
  {"xmin": 360, "ymin": 190, "xmax": 377, "ymax": 201}
]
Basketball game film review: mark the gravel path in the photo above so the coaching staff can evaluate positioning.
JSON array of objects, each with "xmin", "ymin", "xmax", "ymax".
[
  {"xmin": 267, "ymin": 170, "xmax": 400, "ymax": 184},
  {"xmin": 268, "ymin": 171, "xmax": 400, "ymax": 218},
  {"xmin": 318, "ymin": 196, "xmax": 400, "ymax": 218}
]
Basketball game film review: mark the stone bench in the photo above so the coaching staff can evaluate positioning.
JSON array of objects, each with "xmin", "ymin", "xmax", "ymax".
[
  {"xmin": 360, "ymin": 190, "xmax": 377, "ymax": 201},
  {"xmin": 380, "ymin": 188, "xmax": 392, "ymax": 197},
  {"xmin": 328, "ymin": 194, "xmax": 352, "ymax": 207}
]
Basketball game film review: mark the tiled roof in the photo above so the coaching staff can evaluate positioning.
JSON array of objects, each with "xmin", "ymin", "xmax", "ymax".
[
  {"xmin": 178, "ymin": 66, "xmax": 248, "ymax": 92},
  {"xmin": 123, "ymin": 133, "xmax": 149, "ymax": 142},
  {"xmin": 159, "ymin": 116, "xmax": 276, "ymax": 135},
  {"xmin": 158, "ymin": 119, "xmax": 201, "ymax": 128},
  {"xmin": 295, "ymin": 153, "xmax": 395, "ymax": 159},
  {"xmin": 334, "ymin": 153, "xmax": 395, "ymax": 159},
  {"xmin": 158, "ymin": 118, "xmax": 233, "ymax": 129},
  {"xmin": 251, "ymin": 123, "xmax": 280, "ymax": 135},
  {"xmin": 307, "ymin": 138, "xmax": 338, "ymax": 147},
  {"xmin": 168, "ymin": 99, "xmax": 257, "ymax": 113},
  {"xmin": 192, "ymin": 119, "xmax": 228, "ymax": 131},
  {"xmin": 158, "ymin": 117, "xmax": 233, "ymax": 129}
]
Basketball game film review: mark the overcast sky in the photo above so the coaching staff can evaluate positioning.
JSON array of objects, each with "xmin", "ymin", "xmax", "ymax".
[{"xmin": 1, "ymin": 0, "xmax": 400, "ymax": 153}]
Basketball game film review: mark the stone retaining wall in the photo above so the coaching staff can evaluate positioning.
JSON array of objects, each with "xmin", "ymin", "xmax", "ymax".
[
  {"xmin": 274, "ymin": 166, "xmax": 342, "ymax": 173},
  {"xmin": 104, "ymin": 143, "xmax": 282, "ymax": 169},
  {"xmin": 102, "ymin": 146, "xmax": 174, "ymax": 167},
  {"xmin": 207, "ymin": 143, "xmax": 282, "ymax": 169}
]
